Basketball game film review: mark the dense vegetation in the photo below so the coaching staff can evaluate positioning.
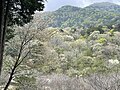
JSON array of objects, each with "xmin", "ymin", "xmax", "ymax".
[
  {"xmin": 46, "ymin": 2, "xmax": 120, "ymax": 28},
  {"xmin": 1, "ymin": 2, "xmax": 120, "ymax": 90}
]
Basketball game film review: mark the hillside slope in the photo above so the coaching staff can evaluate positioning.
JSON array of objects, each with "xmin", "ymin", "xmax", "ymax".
[{"xmin": 44, "ymin": 2, "xmax": 120, "ymax": 28}]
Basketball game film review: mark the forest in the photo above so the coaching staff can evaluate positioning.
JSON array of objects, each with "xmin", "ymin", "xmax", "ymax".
[{"xmin": 0, "ymin": 1, "xmax": 120, "ymax": 90}]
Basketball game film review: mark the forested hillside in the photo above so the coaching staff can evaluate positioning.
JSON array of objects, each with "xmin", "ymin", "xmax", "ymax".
[
  {"xmin": 1, "ymin": 2, "xmax": 120, "ymax": 90},
  {"xmin": 45, "ymin": 2, "xmax": 120, "ymax": 28}
]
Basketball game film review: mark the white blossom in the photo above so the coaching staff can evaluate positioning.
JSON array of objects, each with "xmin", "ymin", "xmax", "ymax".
[{"xmin": 108, "ymin": 59, "xmax": 119, "ymax": 65}]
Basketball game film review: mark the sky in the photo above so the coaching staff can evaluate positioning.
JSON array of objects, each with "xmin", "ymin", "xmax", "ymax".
[{"xmin": 44, "ymin": 0, "xmax": 120, "ymax": 11}]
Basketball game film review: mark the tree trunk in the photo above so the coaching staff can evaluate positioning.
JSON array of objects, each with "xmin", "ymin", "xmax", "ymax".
[
  {"xmin": 0, "ymin": 0, "xmax": 5, "ymax": 75},
  {"xmin": 4, "ymin": 65, "xmax": 16, "ymax": 90}
]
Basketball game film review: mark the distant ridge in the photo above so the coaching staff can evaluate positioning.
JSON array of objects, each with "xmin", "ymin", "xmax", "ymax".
[
  {"xmin": 88, "ymin": 2, "xmax": 119, "ymax": 7},
  {"xmin": 56, "ymin": 2, "xmax": 120, "ymax": 11},
  {"xmin": 56, "ymin": 5, "xmax": 81, "ymax": 12},
  {"xmin": 86, "ymin": 2, "xmax": 120, "ymax": 10},
  {"xmin": 43, "ymin": 2, "xmax": 120, "ymax": 28}
]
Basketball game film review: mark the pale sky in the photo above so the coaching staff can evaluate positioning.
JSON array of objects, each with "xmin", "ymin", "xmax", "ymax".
[{"xmin": 44, "ymin": 0, "xmax": 120, "ymax": 11}]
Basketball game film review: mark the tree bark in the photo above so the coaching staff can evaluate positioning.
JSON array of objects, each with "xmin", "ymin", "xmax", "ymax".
[
  {"xmin": 0, "ymin": 0, "xmax": 5, "ymax": 75},
  {"xmin": 3, "ymin": 65, "xmax": 16, "ymax": 90}
]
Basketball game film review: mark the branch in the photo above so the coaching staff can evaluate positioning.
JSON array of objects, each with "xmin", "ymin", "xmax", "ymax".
[{"xmin": 16, "ymin": 50, "xmax": 30, "ymax": 67}]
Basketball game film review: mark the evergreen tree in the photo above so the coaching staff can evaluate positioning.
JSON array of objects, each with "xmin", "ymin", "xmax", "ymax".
[{"xmin": 0, "ymin": 0, "xmax": 45, "ymax": 75}]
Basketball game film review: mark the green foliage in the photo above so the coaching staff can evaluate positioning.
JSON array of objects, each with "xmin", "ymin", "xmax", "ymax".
[
  {"xmin": 55, "ymin": 48, "xmax": 64, "ymax": 54},
  {"xmin": 86, "ymin": 26, "xmax": 104, "ymax": 35},
  {"xmin": 15, "ymin": 75, "xmax": 37, "ymax": 90},
  {"xmin": 44, "ymin": 2, "xmax": 120, "ymax": 28},
  {"xmin": 4, "ymin": 24, "xmax": 120, "ymax": 78},
  {"xmin": 3, "ymin": 2, "xmax": 120, "ymax": 88},
  {"xmin": 8, "ymin": 0, "xmax": 45, "ymax": 26},
  {"xmin": 84, "ymin": 48, "xmax": 93, "ymax": 57},
  {"xmin": 5, "ymin": 28, "xmax": 15, "ymax": 42},
  {"xmin": 5, "ymin": 0, "xmax": 45, "ymax": 42},
  {"xmin": 71, "ymin": 56, "xmax": 107, "ymax": 76},
  {"xmin": 109, "ymin": 29, "xmax": 114, "ymax": 36},
  {"xmin": 97, "ymin": 37, "xmax": 107, "ymax": 44}
]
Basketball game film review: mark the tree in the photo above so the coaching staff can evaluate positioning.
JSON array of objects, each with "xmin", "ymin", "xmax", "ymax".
[
  {"xmin": 0, "ymin": 0, "xmax": 45, "ymax": 74},
  {"xmin": 2, "ymin": 23, "xmax": 41, "ymax": 90},
  {"xmin": 0, "ymin": 13, "xmax": 53, "ymax": 90}
]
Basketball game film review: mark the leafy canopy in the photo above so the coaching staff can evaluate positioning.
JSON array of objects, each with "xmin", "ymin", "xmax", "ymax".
[{"xmin": 8, "ymin": 0, "xmax": 45, "ymax": 26}]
